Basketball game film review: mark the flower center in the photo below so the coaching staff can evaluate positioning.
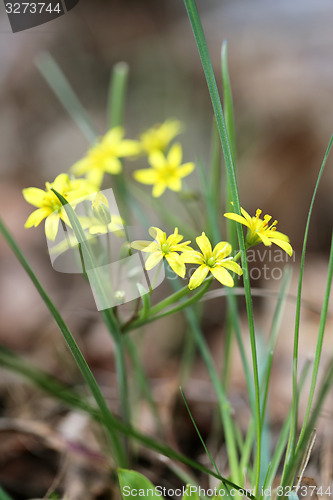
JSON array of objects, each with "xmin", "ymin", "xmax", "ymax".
[
  {"xmin": 161, "ymin": 243, "xmax": 169, "ymax": 254},
  {"xmin": 207, "ymin": 257, "xmax": 215, "ymax": 267}
]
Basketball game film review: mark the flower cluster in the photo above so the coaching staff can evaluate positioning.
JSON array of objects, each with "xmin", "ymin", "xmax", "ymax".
[
  {"xmin": 23, "ymin": 118, "xmax": 195, "ymax": 240},
  {"xmin": 70, "ymin": 119, "xmax": 194, "ymax": 197},
  {"xmin": 131, "ymin": 208, "xmax": 293, "ymax": 290},
  {"xmin": 131, "ymin": 228, "xmax": 243, "ymax": 290}
]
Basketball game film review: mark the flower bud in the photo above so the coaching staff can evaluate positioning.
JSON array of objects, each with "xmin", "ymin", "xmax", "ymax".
[{"xmin": 92, "ymin": 193, "xmax": 111, "ymax": 225}]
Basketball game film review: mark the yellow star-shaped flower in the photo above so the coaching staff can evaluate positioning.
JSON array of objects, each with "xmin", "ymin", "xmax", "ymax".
[
  {"xmin": 71, "ymin": 127, "xmax": 140, "ymax": 187},
  {"xmin": 133, "ymin": 143, "xmax": 195, "ymax": 197},
  {"xmin": 181, "ymin": 233, "xmax": 243, "ymax": 290},
  {"xmin": 224, "ymin": 207, "xmax": 293, "ymax": 256},
  {"xmin": 131, "ymin": 226, "xmax": 192, "ymax": 278},
  {"xmin": 140, "ymin": 119, "xmax": 183, "ymax": 155},
  {"xmin": 23, "ymin": 174, "xmax": 96, "ymax": 241}
]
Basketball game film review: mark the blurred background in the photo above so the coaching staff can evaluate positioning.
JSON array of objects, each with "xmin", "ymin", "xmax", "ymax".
[{"xmin": 0, "ymin": 0, "xmax": 333, "ymax": 498}]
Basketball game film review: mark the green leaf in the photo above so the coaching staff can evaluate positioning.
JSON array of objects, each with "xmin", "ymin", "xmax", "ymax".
[{"xmin": 118, "ymin": 469, "xmax": 164, "ymax": 500}]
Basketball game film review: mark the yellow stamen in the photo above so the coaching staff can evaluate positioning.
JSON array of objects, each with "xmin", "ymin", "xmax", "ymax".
[{"xmin": 255, "ymin": 209, "xmax": 262, "ymax": 218}]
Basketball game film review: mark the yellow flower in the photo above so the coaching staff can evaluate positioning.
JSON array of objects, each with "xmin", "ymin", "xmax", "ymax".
[
  {"xmin": 133, "ymin": 143, "xmax": 195, "ymax": 197},
  {"xmin": 224, "ymin": 207, "xmax": 293, "ymax": 256},
  {"xmin": 71, "ymin": 127, "xmax": 141, "ymax": 187},
  {"xmin": 130, "ymin": 226, "xmax": 192, "ymax": 278},
  {"xmin": 140, "ymin": 119, "xmax": 183, "ymax": 155},
  {"xmin": 23, "ymin": 174, "xmax": 96, "ymax": 241},
  {"xmin": 181, "ymin": 233, "xmax": 243, "ymax": 290}
]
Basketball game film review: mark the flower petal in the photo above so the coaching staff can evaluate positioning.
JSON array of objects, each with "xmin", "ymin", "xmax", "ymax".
[
  {"xmin": 167, "ymin": 143, "xmax": 182, "ymax": 166},
  {"xmin": 220, "ymin": 260, "xmax": 243, "ymax": 276},
  {"xmin": 52, "ymin": 174, "xmax": 69, "ymax": 193},
  {"xmin": 224, "ymin": 213, "xmax": 250, "ymax": 228},
  {"xmin": 145, "ymin": 251, "xmax": 163, "ymax": 270},
  {"xmin": 133, "ymin": 168, "xmax": 158, "ymax": 185},
  {"xmin": 103, "ymin": 127, "xmax": 124, "ymax": 145},
  {"xmin": 166, "ymin": 252, "xmax": 186, "ymax": 278},
  {"xmin": 45, "ymin": 213, "xmax": 60, "ymax": 241},
  {"xmin": 270, "ymin": 238, "xmax": 293, "ymax": 257},
  {"xmin": 181, "ymin": 251, "xmax": 203, "ymax": 265},
  {"xmin": 152, "ymin": 183, "xmax": 166, "ymax": 197},
  {"xmin": 24, "ymin": 207, "xmax": 51, "ymax": 228},
  {"xmin": 267, "ymin": 230, "xmax": 290, "ymax": 242},
  {"xmin": 86, "ymin": 169, "xmax": 104, "ymax": 188},
  {"xmin": 131, "ymin": 240, "xmax": 159, "ymax": 252},
  {"xmin": 213, "ymin": 241, "xmax": 232, "ymax": 260},
  {"xmin": 177, "ymin": 162, "xmax": 195, "ymax": 178},
  {"xmin": 116, "ymin": 140, "xmax": 141, "ymax": 157},
  {"xmin": 22, "ymin": 188, "xmax": 46, "ymax": 208},
  {"xmin": 149, "ymin": 150, "xmax": 166, "ymax": 169},
  {"xmin": 167, "ymin": 177, "xmax": 182, "ymax": 192},
  {"xmin": 149, "ymin": 226, "xmax": 165, "ymax": 241},
  {"xmin": 259, "ymin": 233, "xmax": 272, "ymax": 246},
  {"xmin": 240, "ymin": 207, "xmax": 252, "ymax": 225},
  {"xmin": 210, "ymin": 266, "xmax": 234, "ymax": 287},
  {"xmin": 103, "ymin": 157, "xmax": 122, "ymax": 175},
  {"xmin": 196, "ymin": 232, "xmax": 212, "ymax": 259},
  {"xmin": 188, "ymin": 265, "xmax": 209, "ymax": 290},
  {"xmin": 71, "ymin": 157, "xmax": 92, "ymax": 176}
]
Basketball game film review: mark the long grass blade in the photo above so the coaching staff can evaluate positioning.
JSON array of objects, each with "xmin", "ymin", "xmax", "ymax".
[
  {"xmin": 281, "ymin": 136, "xmax": 333, "ymax": 485},
  {"xmin": 35, "ymin": 53, "xmax": 98, "ymax": 144},
  {"xmin": 183, "ymin": 1, "xmax": 262, "ymax": 492},
  {"xmin": 0, "ymin": 334, "xmax": 253, "ymax": 491},
  {"xmin": 297, "ymin": 232, "xmax": 333, "ymax": 443},
  {"xmin": 0, "ymin": 217, "xmax": 127, "ymax": 467}
]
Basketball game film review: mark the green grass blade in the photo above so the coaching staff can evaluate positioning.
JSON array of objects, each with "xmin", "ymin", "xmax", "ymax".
[
  {"xmin": 282, "ymin": 136, "xmax": 333, "ymax": 484},
  {"xmin": 180, "ymin": 388, "xmax": 223, "ymax": 479},
  {"xmin": 108, "ymin": 62, "xmax": 129, "ymax": 129},
  {"xmin": 221, "ymin": 41, "xmax": 237, "ymax": 167},
  {"xmin": 0, "ymin": 486, "xmax": 13, "ymax": 500},
  {"xmin": 0, "ymin": 346, "xmax": 98, "ymax": 416},
  {"xmin": 297, "ymin": 232, "xmax": 333, "ymax": 443},
  {"xmin": 52, "ymin": 189, "xmax": 131, "ymax": 427},
  {"xmin": 0, "ymin": 334, "xmax": 252, "ymax": 490},
  {"xmin": 171, "ymin": 281, "xmax": 241, "ymax": 485},
  {"xmin": 266, "ymin": 360, "xmax": 311, "ymax": 489},
  {"xmin": 183, "ymin": 1, "xmax": 262, "ymax": 491},
  {"xmin": 35, "ymin": 53, "xmax": 98, "ymax": 144},
  {"xmin": 180, "ymin": 388, "xmax": 230, "ymax": 494},
  {"xmin": 210, "ymin": 120, "xmax": 222, "ymax": 226},
  {"xmin": 261, "ymin": 267, "xmax": 293, "ymax": 425},
  {"xmin": 283, "ymin": 354, "xmax": 333, "ymax": 486},
  {"xmin": 0, "ymin": 217, "xmax": 127, "ymax": 467}
]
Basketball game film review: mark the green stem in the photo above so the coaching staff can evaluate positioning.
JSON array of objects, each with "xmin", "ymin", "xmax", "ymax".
[
  {"xmin": 124, "ymin": 279, "xmax": 212, "ymax": 332},
  {"xmin": 108, "ymin": 62, "xmax": 129, "ymax": 129},
  {"xmin": 183, "ymin": 2, "xmax": 261, "ymax": 491}
]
